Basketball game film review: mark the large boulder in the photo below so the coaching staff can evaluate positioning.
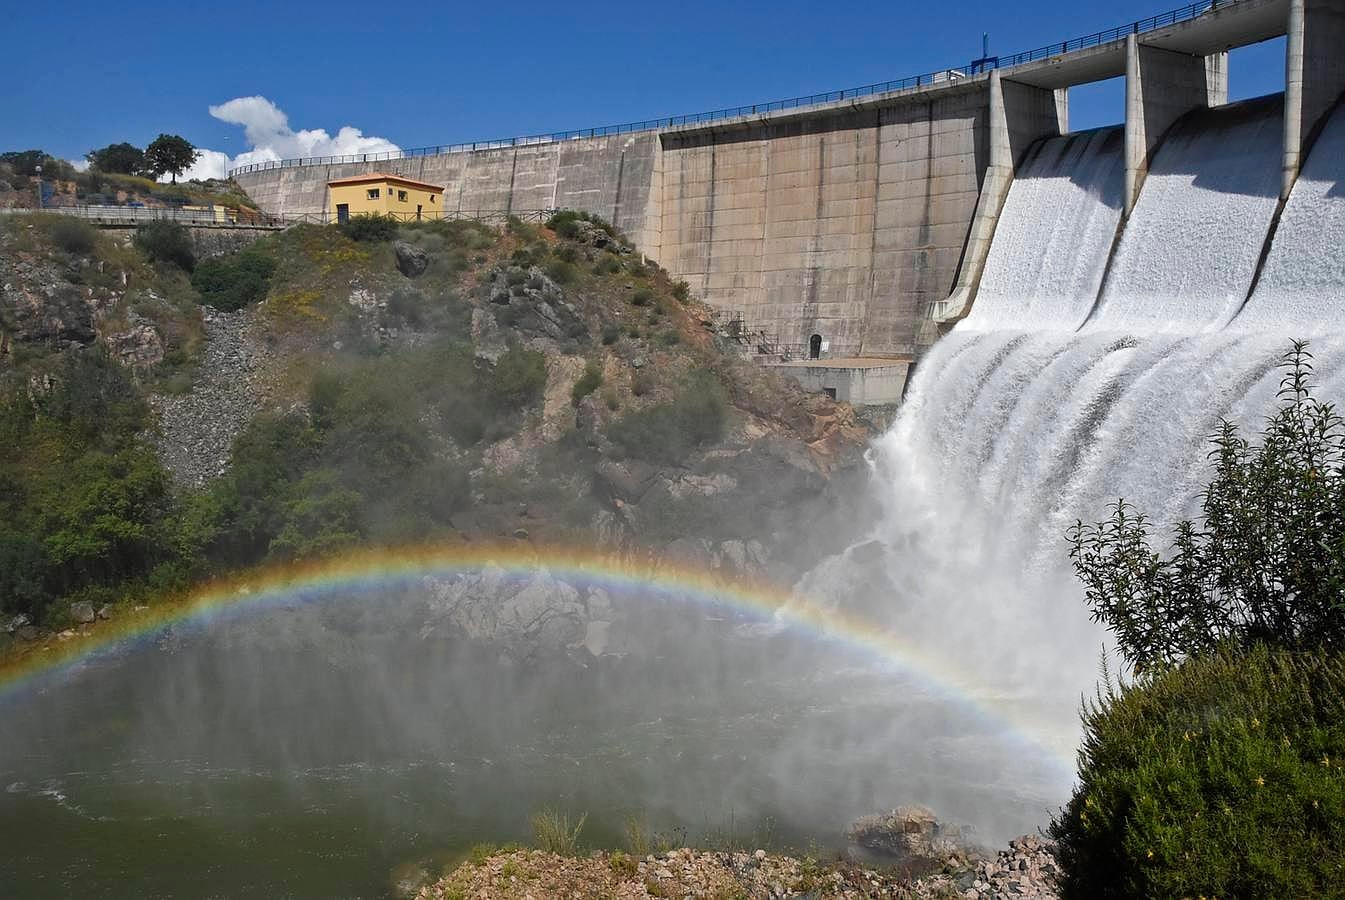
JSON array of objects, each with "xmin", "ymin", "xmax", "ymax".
[
  {"xmin": 69, "ymin": 601, "xmax": 97, "ymax": 624},
  {"xmin": 846, "ymin": 806, "xmax": 976, "ymax": 865},
  {"xmin": 393, "ymin": 240, "xmax": 429, "ymax": 278}
]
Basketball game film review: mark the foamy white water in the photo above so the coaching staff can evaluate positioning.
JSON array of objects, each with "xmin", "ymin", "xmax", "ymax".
[
  {"xmin": 1089, "ymin": 96, "xmax": 1284, "ymax": 331},
  {"xmin": 816, "ymin": 94, "xmax": 1345, "ymax": 779},
  {"xmin": 1237, "ymin": 101, "xmax": 1345, "ymax": 333},
  {"xmin": 970, "ymin": 127, "xmax": 1125, "ymax": 330}
]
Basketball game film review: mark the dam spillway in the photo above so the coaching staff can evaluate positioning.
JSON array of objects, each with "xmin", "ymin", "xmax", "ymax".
[
  {"xmin": 1090, "ymin": 96, "xmax": 1285, "ymax": 331},
  {"xmin": 851, "ymin": 83, "xmax": 1345, "ymax": 720},
  {"xmin": 967, "ymin": 127, "xmax": 1125, "ymax": 331}
]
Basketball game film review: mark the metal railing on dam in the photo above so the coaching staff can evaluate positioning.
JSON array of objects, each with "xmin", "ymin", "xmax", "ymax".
[{"xmin": 228, "ymin": 0, "xmax": 1238, "ymax": 177}]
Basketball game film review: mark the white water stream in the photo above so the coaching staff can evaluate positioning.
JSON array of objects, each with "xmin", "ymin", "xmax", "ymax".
[{"xmin": 829, "ymin": 96, "xmax": 1345, "ymax": 761}]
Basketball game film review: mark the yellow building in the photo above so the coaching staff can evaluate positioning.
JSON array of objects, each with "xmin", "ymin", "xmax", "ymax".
[{"xmin": 327, "ymin": 173, "xmax": 446, "ymax": 222}]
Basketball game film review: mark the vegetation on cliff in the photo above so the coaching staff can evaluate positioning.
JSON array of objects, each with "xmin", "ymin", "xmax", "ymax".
[{"xmin": 0, "ymin": 211, "xmax": 867, "ymax": 639}]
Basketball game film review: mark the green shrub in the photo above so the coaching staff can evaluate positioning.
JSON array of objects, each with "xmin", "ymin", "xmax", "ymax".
[
  {"xmin": 531, "ymin": 808, "xmax": 587, "ymax": 856},
  {"xmin": 544, "ymin": 258, "xmax": 577, "ymax": 285},
  {"xmin": 657, "ymin": 330, "xmax": 681, "ymax": 347},
  {"xmin": 600, "ymin": 324, "xmax": 621, "ymax": 345},
  {"xmin": 593, "ymin": 255, "xmax": 622, "ymax": 276},
  {"xmin": 134, "ymin": 220, "xmax": 195, "ymax": 270},
  {"xmin": 49, "ymin": 216, "xmax": 97, "ymax": 255},
  {"xmin": 571, "ymin": 360, "xmax": 603, "ymax": 406},
  {"xmin": 631, "ymin": 371, "xmax": 653, "ymax": 397},
  {"xmin": 547, "ymin": 209, "xmax": 616, "ymax": 240},
  {"xmin": 672, "ymin": 280, "xmax": 691, "ymax": 303},
  {"xmin": 631, "ymin": 288, "xmax": 653, "ymax": 307},
  {"xmin": 190, "ymin": 248, "xmax": 277, "ymax": 311},
  {"xmin": 1050, "ymin": 647, "xmax": 1345, "ymax": 898},
  {"xmin": 337, "ymin": 214, "xmax": 397, "ymax": 243},
  {"xmin": 1069, "ymin": 343, "xmax": 1345, "ymax": 671},
  {"xmin": 484, "ymin": 346, "xmax": 547, "ymax": 410},
  {"xmin": 608, "ymin": 370, "xmax": 726, "ymax": 463}
]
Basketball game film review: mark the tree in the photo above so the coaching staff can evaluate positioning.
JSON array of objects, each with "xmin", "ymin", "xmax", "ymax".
[
  {"xmin": 86, "ymin": 142, "xmax": 145, "ymax": 175},
  {"xmin": 1068, "ymin": 342, "xmax": 1345, "ymax": 672},
  {"xmin": 0, "ymin": 150, "xmax": 47, "ymax": 178},
  {"xmin": 143, "ymin": 133, "xmax": 198, "ymax": 184}
]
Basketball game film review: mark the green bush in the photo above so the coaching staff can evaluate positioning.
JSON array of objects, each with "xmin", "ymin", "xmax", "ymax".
[
  {"xmin": 190, "ymin": 248, "xmax": 277, "ymax": 311},
  {"xmin": 571, "ymin": 360, "xmax": 603, "ymax": 406},
  {"xmin": 1069, "ymin": 343, "xmax": 1345, "ymax": 671},
  {"xmin": 657, "ymin": 330, "xmax": 681, "ymax": 347},
  {"xmin": 337, "ymin": 214, "xmax": 397, "ymax": 243},
  {"xmin": 631, "ymin": 288, "xmax": 653, "ymax": 307},
  {"xmin": 546, "ymin": 209, "xmax": 616, "ymax": 240},
  {"xmin": 49, "ymin": 216, "xmax": 98, "ymax": 255},
  {"xmin": 600, "ymin": 324, "xmax": 621, "ymax": 346},
  {"xmin": 593, "ymin": 255, "xmax": 622, "ymax": 276},
  {"xmin": 484, "ymin": 346, "xmax": 547, "ymax": 411},
  {"xmin": 607, "ymin": 370, "xmax": 727, "ymax": 464},
  {"xmin": 1050, "ymin": 647, "xmax": 1345, "ymax": 898},
  {"xmin": 544, "ymin": 258, "xmax": 577, "ymax": 285},
  {"xmin": 671, "ymin": 280, "xmax": 691, "ymax": 303},
  {"xmin": 134, "ymin": 220, "xmax": 195, "ymax": 270}
]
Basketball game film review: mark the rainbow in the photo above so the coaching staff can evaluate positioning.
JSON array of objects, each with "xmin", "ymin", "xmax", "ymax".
[{"xmin": 0, "ymin": 542, "xmax": 1078, "ymax": 769}]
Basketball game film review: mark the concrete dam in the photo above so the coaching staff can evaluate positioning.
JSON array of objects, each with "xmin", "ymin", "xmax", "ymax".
[{"xmin": 233, "ymin": 0, "xmax": 1345, "ymax": 372}]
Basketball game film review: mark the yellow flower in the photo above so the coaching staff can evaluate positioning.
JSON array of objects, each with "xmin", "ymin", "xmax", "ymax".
[
  {"xmin": 1255, "ymin": 776, "xmax": 1265, "ymax": 788},
  {"xmin": 1251, "ymin": 717, "xmax": 1260, "ymax": 728},
  {"xmin": 1323, "ymin": 755, "xmax": 1332, "ymax": 768},
  {"xmin": 1147, "ymin": 850, "xmax": 1154, "ymax": 860},
  {"xmin": 1282, "ymin": 736, "xmax": 1291, "ymax": 747}
]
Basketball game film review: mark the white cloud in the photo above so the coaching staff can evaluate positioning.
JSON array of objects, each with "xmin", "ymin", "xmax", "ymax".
[
  {"xmin": 69, "ymin": 158, "xmax": 89, "ymax": 173},
  {"xmin": 179, "ymin": 149, "xmax": 230, "ymax": 181},
  {"xmin": 164, "ymin": 96, "xmax": 401, "ymax": 182}
]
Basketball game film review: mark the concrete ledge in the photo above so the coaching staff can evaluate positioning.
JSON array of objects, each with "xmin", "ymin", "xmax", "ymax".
[{"xmin": 766, "ymin": 357, "xmax": 911, "ymax": 406}]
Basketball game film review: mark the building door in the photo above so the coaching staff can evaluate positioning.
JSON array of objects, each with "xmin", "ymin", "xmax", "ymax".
[
  {"xmin": 809, "ymin": 334, "xmax": 822, "ymax": 359},
  {"xmin": 416, "ymin": 205, "xmax": 423, "ymax": 221},
  {"xmin": 336, "ymin": 204, "xmax": 349, "ymax": 224}
]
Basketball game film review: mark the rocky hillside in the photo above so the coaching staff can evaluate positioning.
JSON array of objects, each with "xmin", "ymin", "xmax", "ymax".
[{"xmin": 0, "ymin": 211, "xmax": 874, "ymax": 643}]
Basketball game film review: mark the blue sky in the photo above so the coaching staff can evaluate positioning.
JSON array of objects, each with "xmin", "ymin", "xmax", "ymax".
[{"xmin": 4, "ymin": 0, "xmax": 1287, "ymax": 174}]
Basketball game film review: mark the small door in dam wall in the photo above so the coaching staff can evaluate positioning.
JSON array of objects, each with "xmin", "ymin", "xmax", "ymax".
[{"xmin": 809, "ymin": 334, "xmax": 823, "ymax": 359}]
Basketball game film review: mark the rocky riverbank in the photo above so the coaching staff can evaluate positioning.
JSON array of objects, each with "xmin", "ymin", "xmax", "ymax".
[{"xmin": 412, "ymin": 837, "xmax": 1061, "ymax": 899}]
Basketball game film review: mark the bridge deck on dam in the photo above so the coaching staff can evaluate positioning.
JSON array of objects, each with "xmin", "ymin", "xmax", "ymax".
[{"xmin": 232, "ymin": 0, "xmax": 1329, "ymax": 372}]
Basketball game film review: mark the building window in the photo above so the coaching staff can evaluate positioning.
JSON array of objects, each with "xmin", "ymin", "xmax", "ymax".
[
  {"xmin": 366, "ymin": 188, "xmax": 380, "ymax": 199},
  {"xmin": 397, "ymin": 190, "xmax": 408, "ymax": 202},
  {"xmin": 430, "ymin": 195, "xmax": 437, "ymax": 203}
]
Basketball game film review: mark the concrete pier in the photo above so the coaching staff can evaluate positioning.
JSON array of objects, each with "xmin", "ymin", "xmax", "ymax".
[
  {"xmin": 1283, "ymin": 0, "xmax": 1345, "ymax": 197},
  {"xmin": 1124, "ymin": 37, "xmax": 1228, "ymax": 214}
]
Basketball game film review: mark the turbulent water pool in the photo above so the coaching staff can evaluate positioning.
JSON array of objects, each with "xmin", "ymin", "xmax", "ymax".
[{"xmin": 0, "ymin": 588, "xmax": 1068, "ymax": 899}]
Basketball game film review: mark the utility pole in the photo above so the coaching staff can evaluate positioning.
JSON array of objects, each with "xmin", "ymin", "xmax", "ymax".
[{"xmin": 35, "ymin": 164, "xmax": 42, "ymax": 210}]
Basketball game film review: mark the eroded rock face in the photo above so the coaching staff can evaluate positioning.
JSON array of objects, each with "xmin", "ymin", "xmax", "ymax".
[
  {"xmin": 0, "ymin": 276, "xmax": 95, "ymax": 347},
  {"xmin": 483, "ymin": 265, "xmax": 586, "ymax": 343}
]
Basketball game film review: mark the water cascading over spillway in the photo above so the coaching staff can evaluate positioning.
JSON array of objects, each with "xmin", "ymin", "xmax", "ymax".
[{"xmin": 839, "ymin": 95, "xmax": 1345, "ymax": 765}]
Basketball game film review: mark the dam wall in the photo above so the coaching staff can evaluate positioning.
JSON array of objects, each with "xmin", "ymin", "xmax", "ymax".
[
  {"xmin": 233, "ymin": 0, "xmax": 1342, "ymax": 361},
  {"xmin": 235, "ymin": 134, "xmax": 663, "ymax": 252}
]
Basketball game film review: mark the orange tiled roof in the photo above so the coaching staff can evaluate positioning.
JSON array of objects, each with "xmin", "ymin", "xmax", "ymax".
[{"xmin": 327, "ymin": 172, "xmax": 445, "ymax": 191}]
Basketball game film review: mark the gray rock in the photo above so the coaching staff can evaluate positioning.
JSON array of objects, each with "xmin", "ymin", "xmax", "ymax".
[
  {"xmin": 70, "ymin": 601, "xmax": 96, "ymax": 624},
  {"xmin": 96, "ymin": 604, "xmax": 112, "ymax": 621},
  {"xmin": 3, "ymin": 613, "xmax": 30, "ymax": 634},
  {"xmin": 16, "ymin": 626, "xmax": 39, "ymax": 642},
  {"xmin": 393, "ymin": 240, "xmax": 429, "ymax": 278}
]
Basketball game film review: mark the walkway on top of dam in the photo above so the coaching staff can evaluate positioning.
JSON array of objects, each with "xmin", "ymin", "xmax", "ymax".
[{"xmin": 228, "ymin": 0, "xmax": 1289, "ymax": 176}]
